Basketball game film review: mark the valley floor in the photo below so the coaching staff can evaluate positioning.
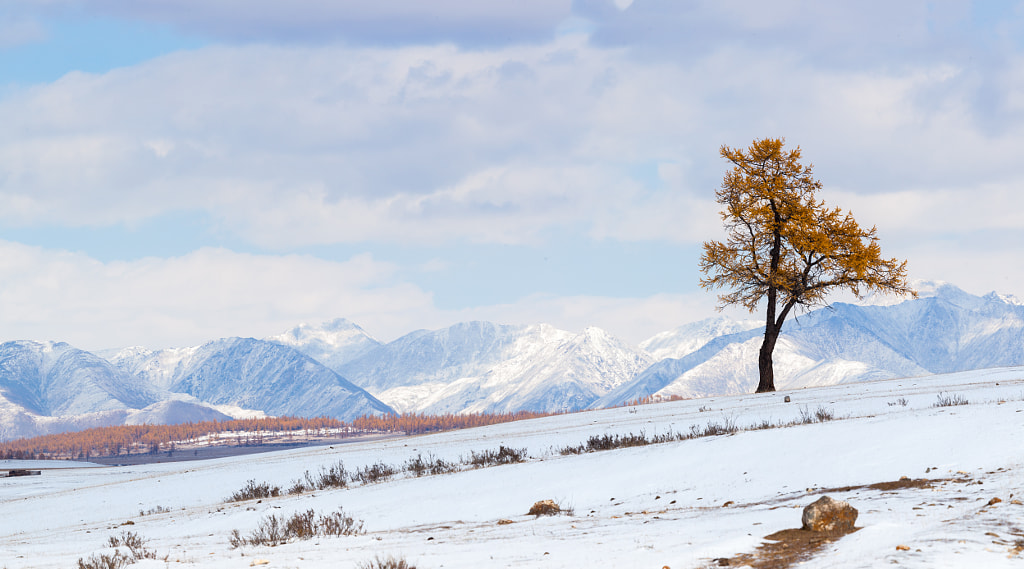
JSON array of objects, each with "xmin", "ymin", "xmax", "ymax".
[{"xmin": 2, "ymin": 367, "xmax": 1024, "ymax": 568}]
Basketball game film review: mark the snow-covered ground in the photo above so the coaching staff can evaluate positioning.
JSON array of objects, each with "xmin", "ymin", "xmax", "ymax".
[{"xmin": 2, "ymin": 367, "xmax": 1023, "ymax": 568}]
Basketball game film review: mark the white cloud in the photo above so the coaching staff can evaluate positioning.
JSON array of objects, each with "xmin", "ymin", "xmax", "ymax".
[
  {"xmin": 2, "ymin": 33, "xmax": 1024, "ymax": 253},
  {"xmin": 4, "ymin": 3, "xmax": 1024, "ymax": 327},
  {"xmin": 0, "ymin": 241, "xmax": 434, "ymax": 350},
  {"xmin": 0, "ymin": 240, "xmax": 741, "ymax": 349}
]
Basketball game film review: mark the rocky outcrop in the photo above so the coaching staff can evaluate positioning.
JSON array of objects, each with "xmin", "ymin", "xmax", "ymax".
[{"xmin": 801, "ymin": 496, "xmax": 858, "ymax": 533}]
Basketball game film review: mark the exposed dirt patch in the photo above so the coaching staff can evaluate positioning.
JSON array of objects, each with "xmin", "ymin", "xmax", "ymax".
[
  {"xmin": 712, "ymin": 527, "xmax": 859, "ymax": 568},
  {"xmin": 819, "ymin": 477, "xmax": 953, "ymax": 493}
]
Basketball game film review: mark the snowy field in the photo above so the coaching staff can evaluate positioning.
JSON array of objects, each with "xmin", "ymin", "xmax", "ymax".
[{"xmin": 2, "ymin": 367, "xmax": 1023, "ymax": 568}]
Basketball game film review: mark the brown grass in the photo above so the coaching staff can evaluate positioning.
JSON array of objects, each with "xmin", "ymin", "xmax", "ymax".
[{"xmin": 527, "ymin": 500, "xmax": 562, "ymax": 516}]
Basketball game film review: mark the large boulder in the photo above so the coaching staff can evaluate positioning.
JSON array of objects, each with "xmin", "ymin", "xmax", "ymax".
[{"xmin": 801, "ymin": 496, "xmax": 858, "ymax": 533}]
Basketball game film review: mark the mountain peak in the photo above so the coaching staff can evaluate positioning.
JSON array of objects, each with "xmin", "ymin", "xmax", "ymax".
[{"xmin": 265, "ymin": 318, "xmax": 382, "ymax": 371}]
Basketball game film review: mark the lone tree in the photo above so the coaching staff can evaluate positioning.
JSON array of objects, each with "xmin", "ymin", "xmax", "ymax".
[{"xmin": 700, "ymin": 138, "xmax": 913, "ymax": 393}]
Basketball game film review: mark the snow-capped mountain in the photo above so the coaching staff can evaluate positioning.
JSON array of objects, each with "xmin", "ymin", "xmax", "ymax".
[
  {"xmin": 0, "ymin": 338, "xmax": 394, "ymax": 442},
  {"xmin": 0, "ymin": 341, "xmax": 160, "ymax": 441},
  {"xmin": 639, "ymin": 316, "xmax": 762, "ymax": 360},
  {"xmin": 107, "ymin": 337, "xmax": 395, "ymax": 420},
  {"xmin": 336, "ymin": 322, "xmax": 654, "ymax": 414},
  {"xmin": 597, "ymin": 282, "xmax": 1024, "ymax": 406},
  {"xmin": 0, "ymin": 341, "xmax": 156, "ymax": 417},
  {"xmin": 265, "ymin": 318, "xmax": 382, "ymax": 371}
]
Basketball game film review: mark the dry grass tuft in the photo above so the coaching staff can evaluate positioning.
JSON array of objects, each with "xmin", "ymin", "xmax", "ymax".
[{"xmin": 528, "ymin": 499, "xmax": 562, "ymax": 517}]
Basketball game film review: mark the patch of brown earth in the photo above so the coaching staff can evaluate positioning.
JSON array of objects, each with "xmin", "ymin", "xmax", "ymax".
[
  {"xmin": 819, "ymin": 477, "xmax": 953, "ymax": 494},
  {"xmin": 712, "ymin": 527, "xmax": 859, "ymax": 568}
]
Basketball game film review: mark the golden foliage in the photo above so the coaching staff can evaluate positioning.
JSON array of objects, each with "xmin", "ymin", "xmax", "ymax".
[
  {"xmin": 700, "ymin": 137, "xmax": 914, "ymax": 318},
  {"xmin": 0, "ymin": 411, "xmax": 559, "ymax": 460}
]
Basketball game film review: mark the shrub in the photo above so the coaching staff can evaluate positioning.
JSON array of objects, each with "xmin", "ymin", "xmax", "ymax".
[
  {"xmin": 934, "ymin": 392, "xmax": 968, "ymax": 407},
  {"xmin": 404, "ymin": 453, "xmax": 456, "ymax": 477},
  {"xmin": 798, "ymin": 405, "xmax": 835, "ymax": 424},
  {"xmin": 751, "ymin": 418, "xmax": 776, "ymax": 430},
  {"xmin": 227, "ymin": 479, "xmax": 281, "ymax": 502},
  {"xmin": 290, "ymin": 461, "xmax": 351, "ymax": 494},
  {"xmin": 700, "ymin": 417, "xmax": 739, "ymax": 436},
  {"xmin": 314, "ymin": 461, "xmax": 349, "ymax": 489},
  {"xmin": 357, "ymin": 555, "xmax": 417, "ymax": 569},
  {"xmin": 77, "ymin": 551, "xmax": 133, "ymax": 569},
  {"xmin": 230, "ymin": 507, "xmax": 364, "ymax": 548},
  {"xmin": 888, "ymin": 397, "xmax": 909, "ymax": 407},
  {"xmin": 588, "ymin": 432, "xmax": 649, "ymax": 451},
  {"xmin": 318, "ymin": 508, "xmax": 365, "ymax": 537},
  {"xmin": 559, "ymin": 430, "xmax": 689, "ymax": 455},
  {"xmin": 77, "ymin": 532, "xmax": 157, "ymax": 569},
  {"xmin": 106, "ymin": 532, "xmax": 156, "ymax": 560},
  {"xmin": 285, "ymin": 509, "xmax": 317, "ymax": 539},
  {"xmin": 354, "ymin": 461, "xmax": 397, "ymax": 484},
  {"xmin": 466, "ymin": 445, "xmax": 527, "ymax": 467}
]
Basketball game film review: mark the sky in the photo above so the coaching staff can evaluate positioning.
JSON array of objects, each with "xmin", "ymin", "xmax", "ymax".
[{"xmin": 1, "ymin": 0, "xmax": 1024, "ymax": 350}]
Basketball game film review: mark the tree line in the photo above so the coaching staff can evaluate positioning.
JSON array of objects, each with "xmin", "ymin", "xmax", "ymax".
[{"xmin": 0, "ymin": 411, "xmax": 559, "ymax": 460}]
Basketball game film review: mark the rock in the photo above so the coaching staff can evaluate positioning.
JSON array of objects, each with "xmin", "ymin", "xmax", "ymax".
[
  {"xmin": 896, "ymin": 544, "xmax": 910, "ymax": 551},
  {"xmin": 784, "ymin": 396, "xmax": 791, "ymax": 403},
  {"xmin": 801, "ymin": 496, "xmax": 858, "ymax": 533},
  {"xmin": 987, "ymin": 497, "xmax": 1002, "ymax": 507}
]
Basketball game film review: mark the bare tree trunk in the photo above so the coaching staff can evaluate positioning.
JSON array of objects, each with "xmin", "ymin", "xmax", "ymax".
[{"xmin": 756, "ymin": 327, "xmax": 778, "ymax": 393}]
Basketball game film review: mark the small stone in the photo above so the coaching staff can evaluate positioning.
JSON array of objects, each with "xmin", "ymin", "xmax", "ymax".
[
  {"xmin": 895, "ymin": 544, "xmax": 910, "ymax": 551},
  {"xmin": 784, "ymin": 396, "xmax": 791, "ymax": 403},
  {"xmin": 801, "ymin": 496, "xmax": 858, "ymax": 533},
  {"xmin": 987, "ymin": 497, "xmax": 1002, "ymax": 507},
  {"xmin": 497, "ymin": 519, "xmax": 514, "ymax": 525},
  {"xmin": 723, "ymin": 501, "xmax": 735, "ymax": 507}
]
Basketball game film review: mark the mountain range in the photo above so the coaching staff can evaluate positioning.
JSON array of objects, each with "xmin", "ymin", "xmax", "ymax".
[
  {"xmin": 0, "ymin": 338, "xmax": 392, "ymax": 441},
  {"xmin": 2, "ymin": 281, "xmax": 1022, "ymax": 441}
]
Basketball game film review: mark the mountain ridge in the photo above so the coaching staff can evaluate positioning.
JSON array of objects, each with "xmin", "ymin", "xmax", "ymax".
[{"xmin": 2, "ymin": 281, "xmax": 1023, "ymax": 442}]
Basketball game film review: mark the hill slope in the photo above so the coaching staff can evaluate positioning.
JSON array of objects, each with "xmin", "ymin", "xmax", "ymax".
[{"xmin": 3, "ymin": 367, "xmax": 1022, "ymax": 568}]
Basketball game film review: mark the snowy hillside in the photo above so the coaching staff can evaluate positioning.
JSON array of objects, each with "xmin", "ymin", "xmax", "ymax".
[
  {"xmin": 2, "ymin": 367, "xmax": 1022, "ymax": 568},
  {"xmin": 601, "ymin": 282, "xmax": 1024, "ymax": 406},
  {"xmin": 337, "ymin": 322, "xmax": 653, "ymax": 414}
]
